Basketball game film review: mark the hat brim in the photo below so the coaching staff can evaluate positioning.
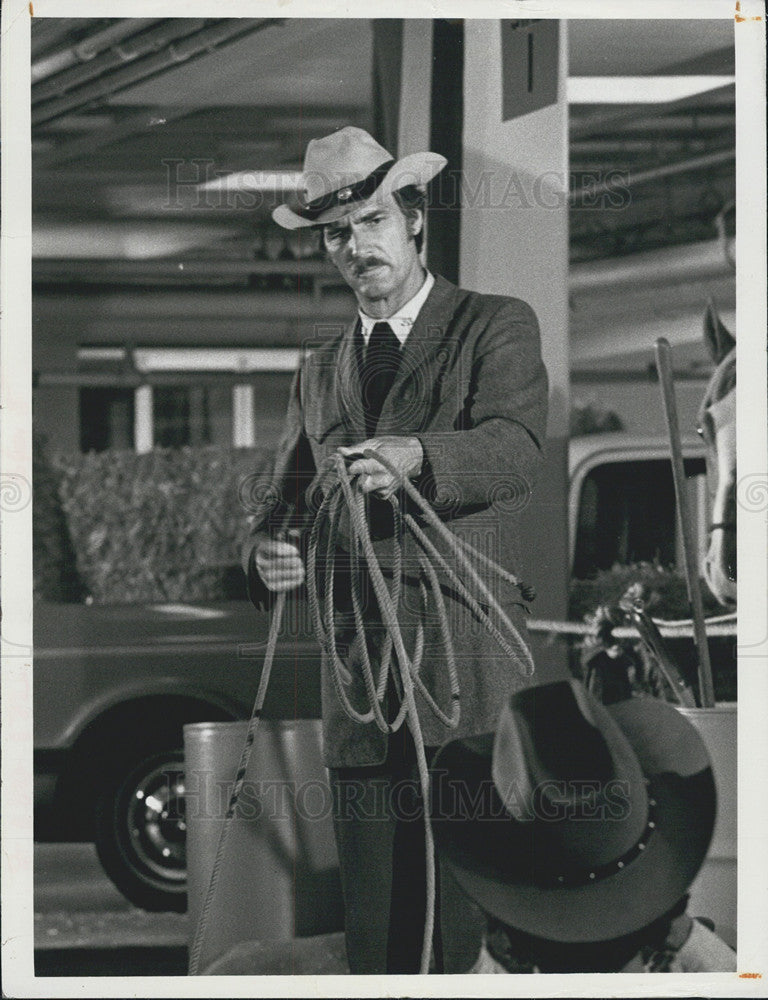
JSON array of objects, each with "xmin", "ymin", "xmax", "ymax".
[
  {"xmin": 272, "ymin": 152, "xmax": 447, "ymax": 230},
  {"xmin": 430, "ymin": 696, "xmax": 716, "ymax": 943}
]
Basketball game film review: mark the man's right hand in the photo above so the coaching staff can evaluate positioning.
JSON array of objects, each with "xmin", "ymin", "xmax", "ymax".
[{"xmin": 253, "ymin": 532, "xmax": 306, "ymax": 593}]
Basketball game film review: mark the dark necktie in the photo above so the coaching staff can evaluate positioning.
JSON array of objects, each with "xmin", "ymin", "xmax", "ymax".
[{"xmin": 361, "ymin": 321, "xmax": 402, "ymax": 437}]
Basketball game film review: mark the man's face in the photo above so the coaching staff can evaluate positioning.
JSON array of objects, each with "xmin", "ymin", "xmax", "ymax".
[{"xmin": 322, "ymin": 194, "xmax": 423, "ymax": 311}]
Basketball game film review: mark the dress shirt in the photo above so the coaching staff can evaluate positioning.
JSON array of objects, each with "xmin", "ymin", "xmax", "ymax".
[{"xmin": 358, "ymin": 271, "xmax": 435, "ymax": 348}]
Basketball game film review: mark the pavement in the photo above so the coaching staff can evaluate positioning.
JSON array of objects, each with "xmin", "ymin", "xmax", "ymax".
[
  {"xmin": 32, "ymin": 843, "xmax": 347, "ymax": 977},
  {"xmin": 34, "ymin": 843, "xmax": 189, "ymax": 976}
]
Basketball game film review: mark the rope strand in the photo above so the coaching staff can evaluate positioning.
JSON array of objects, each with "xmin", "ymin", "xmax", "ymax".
[{"xmin": 188, "ymin": 508, "xmax": 295, "ymax": 975}]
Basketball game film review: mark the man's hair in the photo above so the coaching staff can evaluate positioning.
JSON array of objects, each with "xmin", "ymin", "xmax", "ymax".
[{"xmin": 392, "ymin": 184, "xmax": 427, "ymax": 253}]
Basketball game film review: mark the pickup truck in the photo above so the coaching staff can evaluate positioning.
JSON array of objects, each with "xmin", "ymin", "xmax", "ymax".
[
  {"xmin": 34, "ymin": 432, "xmax": 732, "ymax": 912},
  {"xmin": 34, "ymin": 598, "xmax": 322, "ymax": 912}
]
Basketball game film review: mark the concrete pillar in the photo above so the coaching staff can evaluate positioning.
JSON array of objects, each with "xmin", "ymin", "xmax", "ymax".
[
  {"xmin": 461, "ymin": 20, "xmax": 571, "ymax": 680},
  {"xmin": 232, "ymin": 384, "xmax": 256, "ymax": 448},
  {"xmin": 397, "ymin": 21, "xmax": 432, "ymax": 157},
  {"xmin": 395, "ymin": 19, "xmax": 571, "ymax": 678},
  {"xmin": 134, "ymin": 384, "xmax": 154, "ymax": 454}
]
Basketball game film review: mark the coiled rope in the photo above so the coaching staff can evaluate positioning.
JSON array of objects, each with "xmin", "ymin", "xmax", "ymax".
[
  {"xmin": 190, "ymin": 449, "xmax": 535, "ymax": 976},
  {"xmin": 306, "ymin": 450, "xmax": 535, "ymax": 974}
]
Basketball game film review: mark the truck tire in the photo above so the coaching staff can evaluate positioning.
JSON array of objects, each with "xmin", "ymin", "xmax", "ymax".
[{"xmin": 95, "ymin": 747, "xmax": 188, "ymax": 912}]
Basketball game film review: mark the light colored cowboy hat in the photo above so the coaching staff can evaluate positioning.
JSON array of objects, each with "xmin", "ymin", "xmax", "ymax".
[
  {"xmin": 430, "ymin": 679, "xmax": 716, "ymax": 943},
  {"xmin": 272, "ymin": 126, "xmax": 447, "ymax": 230}
]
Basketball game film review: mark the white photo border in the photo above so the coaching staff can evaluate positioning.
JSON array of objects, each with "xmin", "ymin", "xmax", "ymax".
[{"xmin": 2, "ymin": 1, "xmax": 766, "ymax": 996}]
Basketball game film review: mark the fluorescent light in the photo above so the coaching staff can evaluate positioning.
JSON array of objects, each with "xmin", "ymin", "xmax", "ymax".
[
  {"xmin": 133, "ymin": 348, "xmax": 301, "ymax": 373},
  {"xmin": 47, "ymin": 114, "xmax": 116, "ymax": 130},
  {"xmin": 197, "ymin": 171, "xmax": 303, "ymax": 193},
  {"xmin": 568, "ymin": 76, "xmax": 734, "ymax": 105},
  {"xmin": 77, "ymin": 347, "xmax": 127, "ymax": 362},
  {"xmin": 33, "ymin": 222, "xmax": 234, "ymax": 259}
]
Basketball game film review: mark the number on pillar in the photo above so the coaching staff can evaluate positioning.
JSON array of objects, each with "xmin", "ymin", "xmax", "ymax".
[{"xmin": 501, "ymin": 20, "xmax": 559, "ymax": 121}]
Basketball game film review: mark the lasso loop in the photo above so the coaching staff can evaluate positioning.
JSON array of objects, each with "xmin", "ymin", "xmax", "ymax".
[{"xmin": 304, "ymin": 448, "xmax": 536, "ymax": 974}]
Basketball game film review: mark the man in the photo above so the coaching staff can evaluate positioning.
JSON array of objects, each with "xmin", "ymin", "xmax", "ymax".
[
  {"xmin": 241, "ymin": 126, "xmax": 551, "ymax": 973},
  {"xmin": 430, "ymin": 679, "xmax": 736, "ymax": 974}
]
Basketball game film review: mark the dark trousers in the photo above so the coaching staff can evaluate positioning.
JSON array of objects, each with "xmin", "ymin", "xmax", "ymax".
[{"xmin": 329, "ymin": 725, "xmax": 484, "ymax": 974}]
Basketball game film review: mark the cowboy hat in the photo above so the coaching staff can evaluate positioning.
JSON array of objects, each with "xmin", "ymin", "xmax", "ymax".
[
  {"xmin": 430, "ymin": 680, "xmax": 716, "ymax": 943},
  {"xmin": 272, "ymin": 126, "xmax": 447, "ymax": 230}
]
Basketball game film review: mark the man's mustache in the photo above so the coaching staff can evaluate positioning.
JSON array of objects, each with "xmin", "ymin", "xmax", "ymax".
[{"xmin": 351, "ymin": 256, "xmax": 387, "ymax": 275}]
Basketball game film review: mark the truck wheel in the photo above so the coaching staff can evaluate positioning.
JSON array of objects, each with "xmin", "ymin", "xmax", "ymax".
[{"xmin": 95, "ymin": 749, "xmax": 188, "ymax": 912}]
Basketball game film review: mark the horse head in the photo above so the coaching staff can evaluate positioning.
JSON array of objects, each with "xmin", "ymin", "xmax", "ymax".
[{"xmin": 698, "ymin": 300, "xmax": 736, "ymax": 605}]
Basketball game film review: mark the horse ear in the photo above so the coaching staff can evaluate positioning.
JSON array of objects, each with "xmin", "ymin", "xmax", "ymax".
[{"xmin": 704, "ymin": 298, "xmax": 736, "ymax": 363}]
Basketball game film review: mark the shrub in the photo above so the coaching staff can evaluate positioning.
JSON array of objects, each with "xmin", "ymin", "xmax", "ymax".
[
  {"xmin": 33, "ymin": 434, "xmax": 86, "ymax": 602},
  {"xmin": 42, "ymin": 446, "xmax": 273, "ymax": 604}
]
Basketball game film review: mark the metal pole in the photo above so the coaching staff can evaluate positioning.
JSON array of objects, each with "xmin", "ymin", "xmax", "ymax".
[
  {"xmin": 655, "ymin": 337, "xmax": 716, "ymax": 707},
  {"xmin": 32, "ymin": 20, "xmax": 282, "ymax": 127},
  {"xmin": 31, "ymin": 20, "xmax": 161, "ymax": 84},
  {"xmin": 621, "ymin": 595, "xmax": 697, "ymax": 708},
  {"xmin": 31, "ymin": 19, "xmax": 210, "ymax": 106}
]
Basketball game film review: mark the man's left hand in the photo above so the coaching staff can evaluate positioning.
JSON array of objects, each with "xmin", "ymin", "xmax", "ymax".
[{"xmin": 337, "ymin": 437, "xmax": 423, "ymax": 498}]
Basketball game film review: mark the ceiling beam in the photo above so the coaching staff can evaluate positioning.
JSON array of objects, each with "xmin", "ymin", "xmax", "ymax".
[
  {"xmin": 663, "ymin": 45, "xmax": 736, "ymax": 76},
  {"xmin": 34, "ymin": 103, "xmax": 367, "ymax": 170},
  {"xmin": 570, "ymin": 147, "xmax": 734, "ymax": 205},
  {"xmin": 570, "ymin": 83, "xmax": 735, "ymax": 140},
  {"xmin": 34, "ymin": 104, "xmax": 205, "ymax": 169}
]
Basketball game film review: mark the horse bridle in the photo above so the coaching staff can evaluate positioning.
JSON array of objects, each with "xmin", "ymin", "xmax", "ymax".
[{"xmin": 697, "ymin": 388, "xmax": 736, "ymax": 538}]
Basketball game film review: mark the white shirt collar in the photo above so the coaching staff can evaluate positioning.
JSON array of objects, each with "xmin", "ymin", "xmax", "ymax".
[{"xmin": 358, "ymin": 271, "xmax": 435, "ymax": 347}]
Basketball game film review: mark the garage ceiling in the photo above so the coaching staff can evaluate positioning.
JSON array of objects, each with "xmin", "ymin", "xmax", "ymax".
[
  {"xmin": 567, "ymin": 18, "xmax": 733, "ymax": 75},
  {"xmin": 31, "ymin": 16, "xmax": 735, "ymax": 296}
]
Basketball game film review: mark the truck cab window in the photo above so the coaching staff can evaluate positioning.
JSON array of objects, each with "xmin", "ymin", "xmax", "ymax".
[
  {"xmin": 573, "ymin": 458, "xmax": 706, "ymax": 579},
  {"xmin": 79, "ymin": 388, "xmax": 134, "ymax": 452}
]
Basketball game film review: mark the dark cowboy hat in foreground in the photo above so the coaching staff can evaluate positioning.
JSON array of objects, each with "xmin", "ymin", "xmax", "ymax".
[
  {"xmin": 272, "ymin": 126, "xmax": 447, "ymax": 230},
  {"xmin": 430, "ymin": 680, "xmax": 716, "ymax": 943}
]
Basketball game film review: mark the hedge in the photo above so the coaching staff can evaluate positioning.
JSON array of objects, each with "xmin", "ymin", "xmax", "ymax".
[
  {"xmin": 34, "ymin": 441, "xmax": 273, "ymax": 604},
  {"xmin": 568, "ymin": 560, "xmax": 725, "ymax": 623},
  {"xmin": 34, "ymin": 434, "xmax": 91, "ymax": 602}
]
